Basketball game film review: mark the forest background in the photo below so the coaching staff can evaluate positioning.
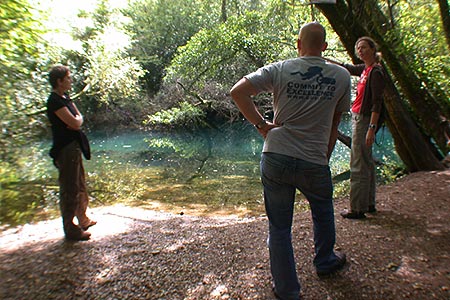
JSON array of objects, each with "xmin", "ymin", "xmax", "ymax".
[{"xmin": 1, "ymin": 0, "xmax": 449, "ymax": 227}]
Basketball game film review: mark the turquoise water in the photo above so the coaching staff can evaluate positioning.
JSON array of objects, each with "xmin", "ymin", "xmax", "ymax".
[
  {"xmin": 85, "ymin": 122, "xmax": 266, "ymax": 179},
  {"xmin": 81, "ymin": 115, "xmax": 400, "ymax": 179},
  {"xmin": 1, "ymin": 118, "xmax": 401, "ymax": 227}
]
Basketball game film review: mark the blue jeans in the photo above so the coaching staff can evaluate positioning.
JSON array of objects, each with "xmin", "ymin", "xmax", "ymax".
[{"xmin": 261, "ymin": 152, "xmax": 339, "ymax": 299}]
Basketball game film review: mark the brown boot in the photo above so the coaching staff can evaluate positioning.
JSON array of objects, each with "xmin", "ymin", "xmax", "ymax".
[{"xmin": 66, "ymin": 229, "xmax": 91, "ymax": 241}]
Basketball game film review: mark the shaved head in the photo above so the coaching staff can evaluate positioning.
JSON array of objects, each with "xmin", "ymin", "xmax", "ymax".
[{"xmin": 298, "ymin": 22, "xmax": 327, "ymax": 56}]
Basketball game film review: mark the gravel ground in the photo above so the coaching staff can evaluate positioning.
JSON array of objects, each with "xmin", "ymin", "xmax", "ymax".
[{"xmin": 1, "ymin": 170, "xmax": 449, "ymax": 300}]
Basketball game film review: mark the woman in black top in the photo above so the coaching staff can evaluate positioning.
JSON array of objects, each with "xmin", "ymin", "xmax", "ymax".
[{"xmin": 47, "ymin": 65, "xmax": 96, "ymax": 240}]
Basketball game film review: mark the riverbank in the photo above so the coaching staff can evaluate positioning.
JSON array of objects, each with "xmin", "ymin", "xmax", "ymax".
[{"xmin": 1, "ymin": 170, "xmax": 449, "ymax": 299}]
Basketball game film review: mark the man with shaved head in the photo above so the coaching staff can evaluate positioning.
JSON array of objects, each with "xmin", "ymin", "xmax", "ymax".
[{"xmin": 231, "ymin": 22, "xmax": 351, "ymax": 299}]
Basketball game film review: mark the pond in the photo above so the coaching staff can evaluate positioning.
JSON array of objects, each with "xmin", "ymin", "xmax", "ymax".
[
  {"xmin": 1, "ymin": 115, "xmax": 402, "ymax": 227},
  {"xmin": 86, "ymin": 114, "xmax": 400, "ymax": 180}
]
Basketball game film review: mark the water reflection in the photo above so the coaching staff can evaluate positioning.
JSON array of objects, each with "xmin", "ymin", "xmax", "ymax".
[
  {"xmin": 87, "ymin": 116, "xmax": 400, "ymax": 179},
  {"xmin": 1, "ymin": 118, "xmax": 402, "ymax": 227}
]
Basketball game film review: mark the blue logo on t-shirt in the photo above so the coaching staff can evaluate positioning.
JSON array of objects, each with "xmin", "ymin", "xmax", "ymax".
[
  {"xmin": 288, "ymin": 67, "xmax": 336, "ymax": 101},
  {"xmin": 291, "ymin": 66, "xmax": 336, "ymax": 85}
]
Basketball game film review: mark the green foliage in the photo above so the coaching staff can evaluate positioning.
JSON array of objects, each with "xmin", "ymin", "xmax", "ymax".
[
  {"xmin": 165, "ymin": 11, "xmax": 292, "ymax": 89},
  {"xmin": 0, "ymin": 162, "xmax": 20, "ymax": 187},
  {"xmin": 1, "ymin": 0, "xmax": 148, "ymax": 163},
  {"xmin": 388, "ymin": 0, "xmax": 450, "ymax": 114},
  {"xmin": 66, "ymin": 1, "xmax": 147, "ymax": 126},
  {"xmin": 0, "ymin": 0, "xmax": 44, "ymax": 73},
  {"xmin": 124, "ymin": 0, "xmax": 220, "ymax": 94},
  {"xmin": 0, "ymin": 0, "xmax": 49, "ymax": 162},
  {"xmin": 144, "ymin": 101, "xmax": 207, "ymax": 129},
  {"xmin": 158, "ymin": 1, "xmax": 313, "ymax": 122}
]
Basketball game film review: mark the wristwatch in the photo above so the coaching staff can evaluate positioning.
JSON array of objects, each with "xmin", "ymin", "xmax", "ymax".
[
  {"xmin": 368, "ymin": 124, "xmax": 377, "ymax": 130},
  {"xmin": 254, "ymin": 119, "xmax": 267, "ymax": 129}
]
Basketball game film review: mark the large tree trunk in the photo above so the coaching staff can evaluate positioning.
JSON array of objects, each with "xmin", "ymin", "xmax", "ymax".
[
  {"xmin": 316, "ymin": 0, "xmax": 445, "ymax": 171},
  {"xmin": 382, "ymin": 72, "xmax": 444, "ymax": 171},
  {"xmin": 362, "ymin": 0, "xmax": 449, "ymax": 151},
  {"xmin": 437, "ymin": 0, "xmax": 450, "ymax": 50}
]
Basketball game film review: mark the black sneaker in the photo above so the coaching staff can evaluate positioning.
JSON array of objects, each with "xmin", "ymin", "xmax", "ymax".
[
  {"xmin": 340, "ymin": 210, "xmax": 366, "ymax": 219},
  {"xmin": 272, "ymin": 288, "xmax": 302, "ymax": 300},
  {"xmin": 316, "ymin": 252, "xmax": 347, "ymax": 278},
  {"xmin": 367, "ymin": 205, "xmax": 377, "ymax": 213}
]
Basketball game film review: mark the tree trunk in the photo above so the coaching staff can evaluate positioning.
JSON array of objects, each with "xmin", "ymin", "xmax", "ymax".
[
  {"xmin": 359, "ymin": 0, "xmax": 448, "ymax": 153},
  {"xmin": 382, "ymin": 71, "xmax": 444, "ymax": 171},
  {"xmin": 364, "ymin": 0, "xmax": 450, "ymax": 122},
  {"xmin": 437, "ymin": 0, "xmax": 450, "ymax": 50},
  {"xmin": 221, "ymin": 0, "xmax": 227, "ymax": 22},
  {"xmin": 316, "ymin": 0, "xmax": 445, "ymax": 171}
]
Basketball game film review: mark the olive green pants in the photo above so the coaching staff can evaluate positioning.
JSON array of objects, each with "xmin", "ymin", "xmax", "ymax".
[
  {"xmin": 349, "ymin": 113, "xmax": 376, "ymax": 213},
  {"xmin": 56, "ymin": 141, "xmax": 90, "ymax": 237}
]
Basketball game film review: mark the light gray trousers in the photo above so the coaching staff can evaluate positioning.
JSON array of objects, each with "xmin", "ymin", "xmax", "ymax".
[{"xmin": 349, "ymin": 112, "xmax": 376, "ymax": 213}]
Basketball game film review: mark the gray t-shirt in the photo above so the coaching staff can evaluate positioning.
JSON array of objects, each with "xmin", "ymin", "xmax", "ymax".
[{"xmin": 245, "ymin": 56, "xmax": 351, "ymax": 165}]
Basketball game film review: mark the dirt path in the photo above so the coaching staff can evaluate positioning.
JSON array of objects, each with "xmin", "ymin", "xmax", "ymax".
[{"xmin": 1, "ymin": 170, "xmax": 449, "ymax": 300}]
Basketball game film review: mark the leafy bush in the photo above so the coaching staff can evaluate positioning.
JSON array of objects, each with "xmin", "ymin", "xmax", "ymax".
[{"xmin": 144, "ymin": 101, "xmax": 207, "ymax": 130}]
